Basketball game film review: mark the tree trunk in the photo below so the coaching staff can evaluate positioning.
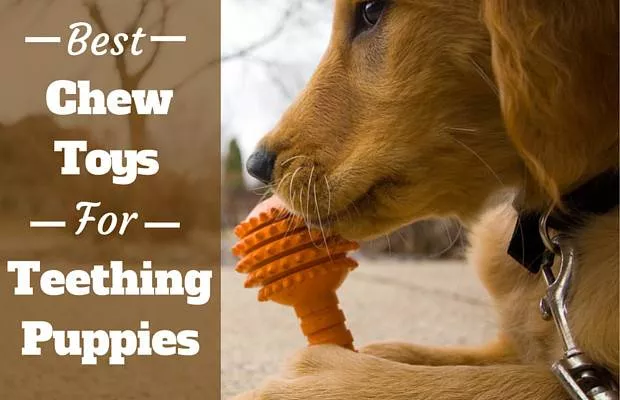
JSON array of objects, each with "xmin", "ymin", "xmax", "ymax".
[{"xmin": 128, "ymin": 112, "xmax": 147, "ymax": 149}]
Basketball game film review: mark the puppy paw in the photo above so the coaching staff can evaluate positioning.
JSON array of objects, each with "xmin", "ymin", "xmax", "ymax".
[{"xmin": 233, "ymin": 345, "xmax": 385, "ymax": 400}]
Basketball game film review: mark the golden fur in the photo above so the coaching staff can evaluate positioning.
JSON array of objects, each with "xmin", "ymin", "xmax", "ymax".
[{"xmin": 235, "ymin": 0, "xmax": 619, "ymax": 398}]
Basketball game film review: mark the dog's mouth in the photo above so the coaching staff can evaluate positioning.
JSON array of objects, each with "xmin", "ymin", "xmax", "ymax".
[
  {"xmin": 272, "ymin": 176, "xmax": 400, "ymax": 239},
  {"xmin": 252, "ymin": 181, "xmax": 368, "ymax": 229},
  {"xmin": 262, "ymin": 157, "xmax": 410, "ymax": 239},
  {"xmin": 297, "ymin": 191, "xmax": 368, "ymax": 231}
]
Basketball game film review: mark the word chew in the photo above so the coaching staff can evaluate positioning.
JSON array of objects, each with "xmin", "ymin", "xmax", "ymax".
[{"xmin": 46, "ymin": 80, "xmax": 173, "ymax": 116}]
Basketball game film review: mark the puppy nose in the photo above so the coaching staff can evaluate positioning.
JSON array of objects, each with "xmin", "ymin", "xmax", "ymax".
[{"xmin": 246, "ymin": 149, "xmax": 276, "ymax": 184}]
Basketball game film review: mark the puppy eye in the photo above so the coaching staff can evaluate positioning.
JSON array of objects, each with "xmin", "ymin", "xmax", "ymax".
[
  {"xmin": 361, "ymin": 1, "xmax": 386, "ymax": 26},
  {"xmin": 355, "ymin": 0, "xmax": 387, "ymax": 35}
]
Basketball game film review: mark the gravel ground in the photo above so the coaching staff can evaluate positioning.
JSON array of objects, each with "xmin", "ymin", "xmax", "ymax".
[{"xmin": 222, "ymin": 258, "xmax": 498, "ymax": 399}]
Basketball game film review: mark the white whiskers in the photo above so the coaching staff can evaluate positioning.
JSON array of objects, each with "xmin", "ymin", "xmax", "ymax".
[
  {"xmin": 449, "ymin": 135, "xmax": 504, "ymax": 186},
  {"xmin": 305, "ymin": 166, "xmax": 314, "ymax": 221},
  {"xmin": 324, "ymin": 175, "xmax": 332, "ymax": 217},
  {"xmin": 280, "ymin": 155, "xmax": 308, "ymax": 166},
  {"xmin": 470, "ymin": 57, "xmax": 499, "ymax": 96},
  {"xmin": 314, "ymin": 182, "xmax": 330, "ymax": 253},
  {"xmin": 428, "ymin": 220, "xmax": 463, "ymax": 259}
]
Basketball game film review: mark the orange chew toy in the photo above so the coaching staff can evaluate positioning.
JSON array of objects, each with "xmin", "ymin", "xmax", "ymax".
[{"xmin": 232, "ymin": 204, "xmax": 358, "ymax": 350}]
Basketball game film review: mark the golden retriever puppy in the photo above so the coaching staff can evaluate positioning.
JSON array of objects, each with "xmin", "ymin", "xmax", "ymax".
[{"xmin": 235, "ymin": 0, "xmax": 618, "ymax": 399}]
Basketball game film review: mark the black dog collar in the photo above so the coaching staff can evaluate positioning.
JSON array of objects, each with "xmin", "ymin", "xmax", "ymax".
[{"xmin": 508, "ymin": 169, "xmax": 619, "ymax": 273}]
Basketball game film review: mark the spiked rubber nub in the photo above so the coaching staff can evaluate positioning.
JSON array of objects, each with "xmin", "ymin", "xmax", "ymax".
[{"xmin": 233, "ymin": 207, "xmax": 358, "ymax": 350}]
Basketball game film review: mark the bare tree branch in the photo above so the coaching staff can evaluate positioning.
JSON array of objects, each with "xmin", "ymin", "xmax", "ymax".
[
  {"xmin": 125, "ymin": 0, "xmax": 148, "ymax": 34},
  {"xmin": 0, "ymin": 0, "xmax": 56, "ymax": 28},
  {"xmin": 221, "ymin": 1, "xmax": 302, "ymax": 62},
  {"xmin": 144, "ymin": 0, "xmax": 184, "ymax": 31},
  {"xmin": 4, "ymin": 0, "xmax": 23, "ymax": 9},
  {"xmin": 84, "ymin": 0, "xmax": 171, "ymax": 89},
  {"xmin": 134, "ymin": 0, "xmax": 168, "ymax": 83},
  {"xmin": 83, "ymin": 0, "xmax": 174, "ymax": 148},
  {"xmin": 84, "ymin": 0, "xmax": 132, "ymax": 85},
  {"xmin": 252, "ymin": 57, "xmax": 298, "ymax": 100},
  {"xmin": 171, "ymin": 0, "xmax": 303, "ymax": 92}
]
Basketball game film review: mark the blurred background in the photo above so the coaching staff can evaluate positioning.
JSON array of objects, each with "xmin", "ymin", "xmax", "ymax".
[{"xmin": 221, "ymin": 1, "xmax": 495, "ymax": 399}]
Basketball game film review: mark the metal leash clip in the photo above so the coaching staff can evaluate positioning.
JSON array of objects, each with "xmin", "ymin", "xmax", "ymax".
[{"xmin": 538, "ymin": 211, "xmax": 619, "ymax": 400}]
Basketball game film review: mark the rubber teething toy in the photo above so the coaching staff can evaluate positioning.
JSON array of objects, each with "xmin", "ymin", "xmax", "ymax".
[{"xmin": 232, "ymin": 200, "xmax": 358, "ymax": 350}]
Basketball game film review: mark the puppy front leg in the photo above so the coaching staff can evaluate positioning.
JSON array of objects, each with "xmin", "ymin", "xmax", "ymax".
[
  {"xmin": 235, "ymin": 345, "xmax": 566, "ymax": 400},
  {"xmin": 361, "ymin": 336, "xmax": 517, "ymax": 366}
]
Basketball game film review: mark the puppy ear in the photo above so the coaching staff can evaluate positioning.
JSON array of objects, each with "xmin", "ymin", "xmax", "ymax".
[{"xmin": 483, "ymin": 0, "xmax": 619, "ymax": 204}]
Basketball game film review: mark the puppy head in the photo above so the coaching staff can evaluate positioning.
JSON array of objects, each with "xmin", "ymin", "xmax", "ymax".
[{"xmin": 253, "ymin": 0, "xmax": 525, "ymax": 240}]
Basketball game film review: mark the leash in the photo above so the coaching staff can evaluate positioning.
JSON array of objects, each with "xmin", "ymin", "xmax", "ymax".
[
  {"xmin": 507, "ymin": 170, "xmax": 619, "ymax": 400},
  {"xmin": 538, "ymin": 213, "xmax": 618, "ymax": 400}
]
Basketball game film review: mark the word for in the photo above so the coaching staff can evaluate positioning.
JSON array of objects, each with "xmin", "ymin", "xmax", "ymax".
[
  {"xmin": 8, "ymin": 260, "xmax": 212, "ymax": 306},
  {"xmin": 22, "ymin": 320, "xmax": 199, "ymax": 365},
  {"xmin": 46, "ymin": 80, "xmax": 174, "ymax": 116},
  {"xmin": 68, "ymin": 22, "xmax": 146, "ymax": 56},
  {"xmin": 54, "ymin": 140, "xmax": 159, "ymax": 185},
  {"xmin": 75, "ymin": 201, "xmax": 137, "ymax": 235}
]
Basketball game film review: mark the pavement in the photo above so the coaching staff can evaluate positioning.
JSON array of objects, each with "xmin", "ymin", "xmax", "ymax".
[{"xmin": 222, "ymin": 257, "xmax": 499, "ymax": 399}]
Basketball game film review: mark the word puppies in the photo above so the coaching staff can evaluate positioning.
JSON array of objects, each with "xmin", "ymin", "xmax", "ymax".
[
  {"xmin": 8, "ymin": 261, "xmax": 211, "ymax": 365},
  {"xmin": 22, "ymin": 320, "xmax": 199, "ymax": 366}
]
